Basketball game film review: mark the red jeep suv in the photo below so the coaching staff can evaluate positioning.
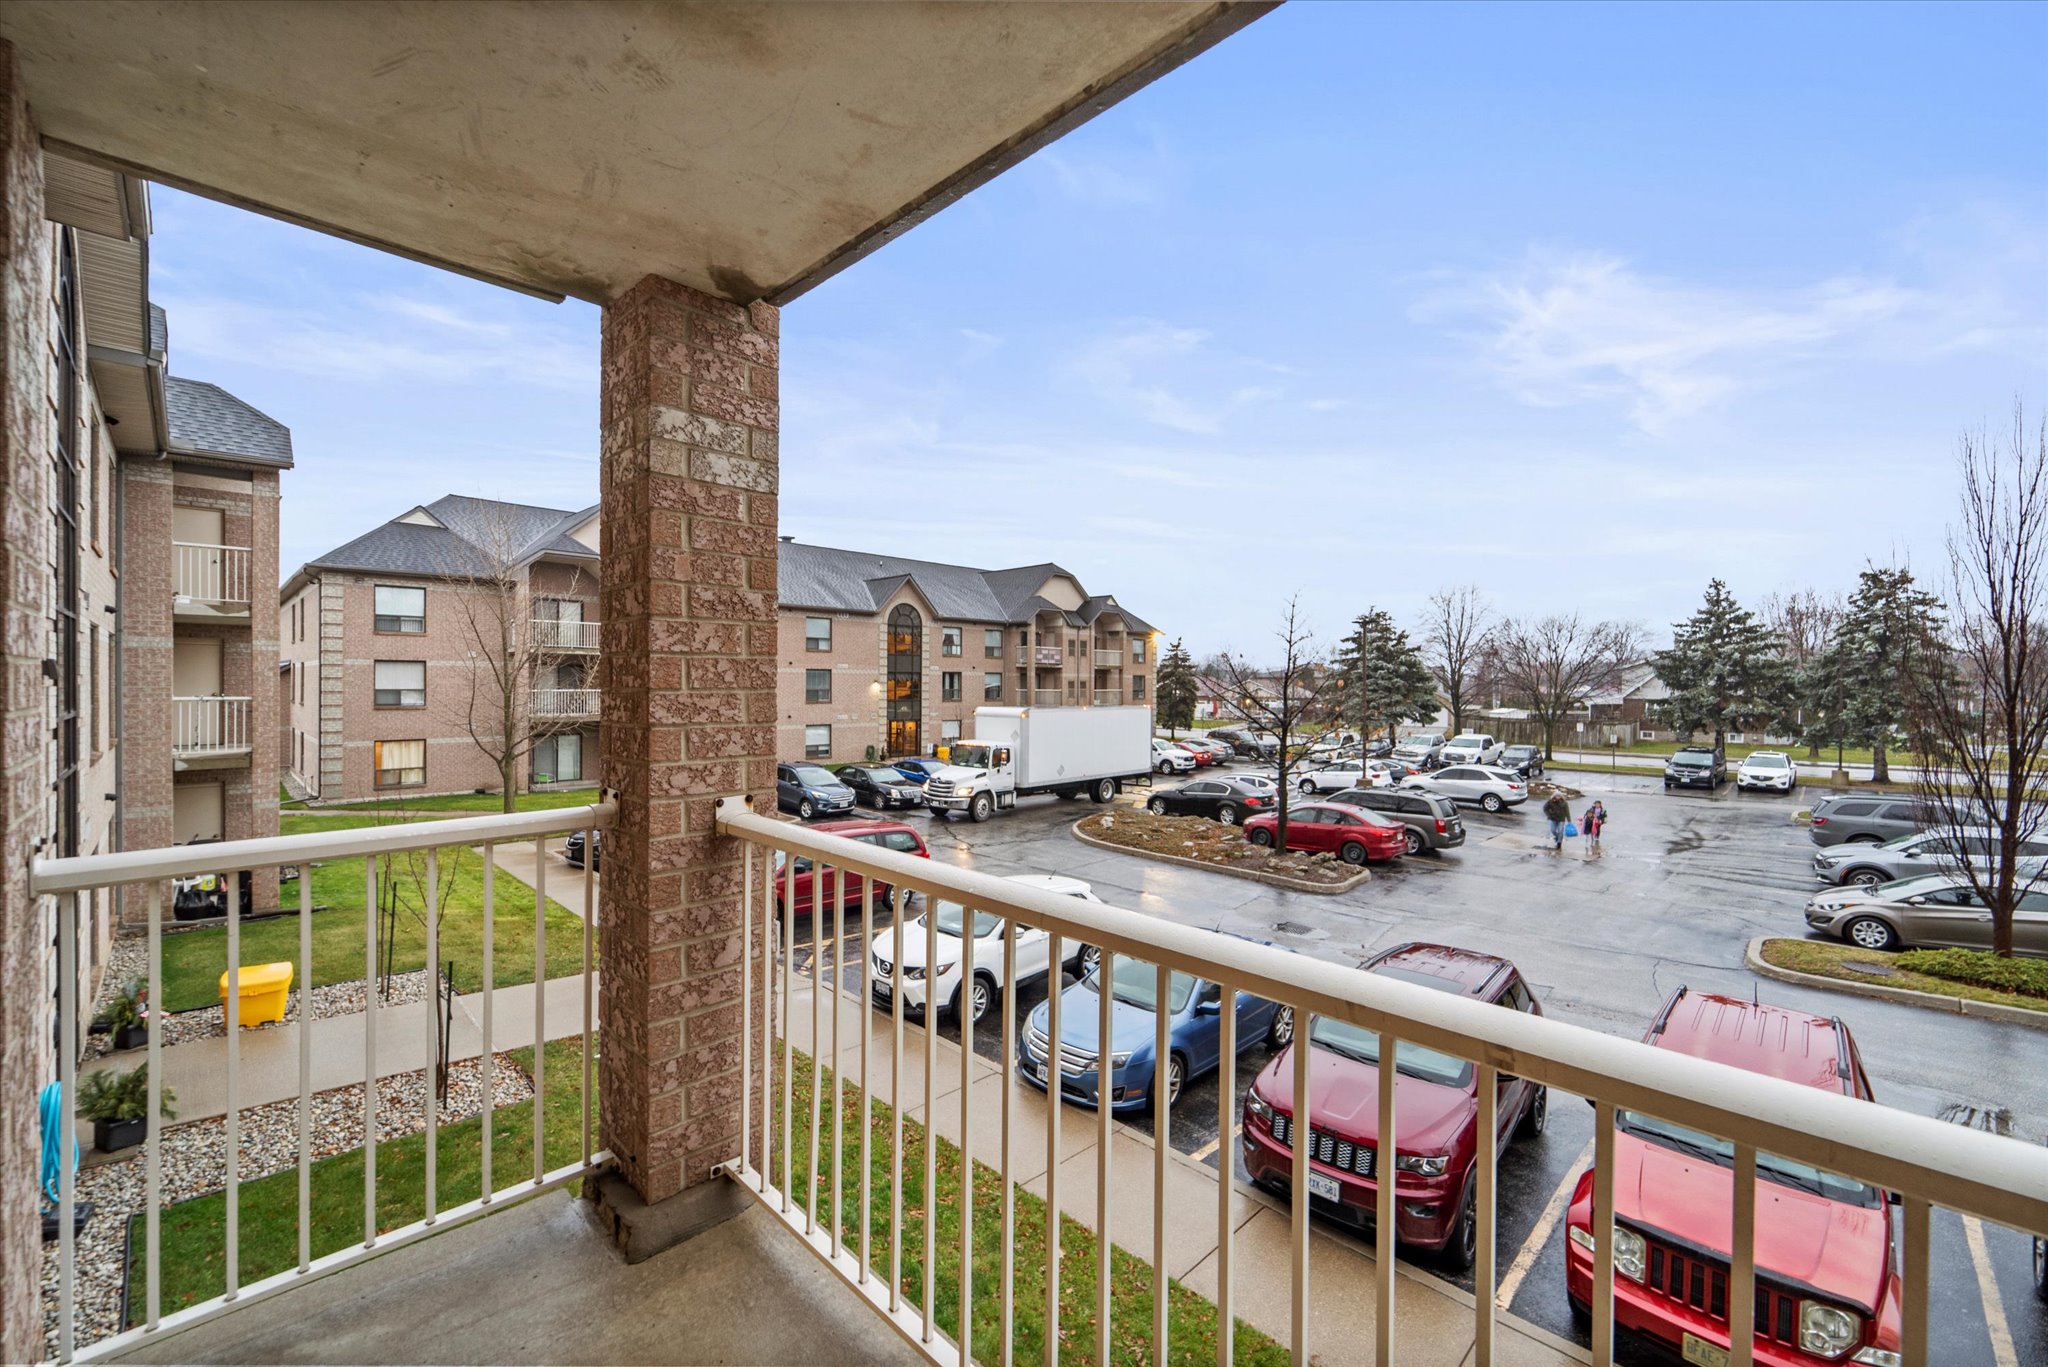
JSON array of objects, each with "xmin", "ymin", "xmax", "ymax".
[
  {"xmin": 1240, "ymin": 943, "xmax": 1547, "ymax": 1269},
  {"xmin": 1564, "ymin": 989, "xmax": 1903, "ymax": 1366}
]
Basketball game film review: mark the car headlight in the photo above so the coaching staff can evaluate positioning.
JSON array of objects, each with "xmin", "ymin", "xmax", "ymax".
[
  {"xmin": 901, "ymin": 965, "xmax": 927, "ymax": 981},
  {"xmin": 1394, "ymin": 1154, "xmax": 1449, "ymax": 1176},
  {"xmin": 1245, "ymin": 1090, "xmax": 1274, "ymax": 1126},
  {"xmin": 1612, "ymin": 1224, "xmax": 1647, "ymax": 1282},
  {"xmin": 1108, "ymin": 1051, "xmax": 1135, "ymax": 1068},
  {"xmin": 1850, "ymin": 1351, "xmax": 1901, "ymax": 1367},
  {"xmin": 1799, "ymin": 1301, "xmax": 1861, "ymax": 1357}
]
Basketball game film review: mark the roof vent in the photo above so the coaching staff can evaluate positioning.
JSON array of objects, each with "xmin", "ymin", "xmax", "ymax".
[{"xmin": 779, "ymin": 535, "xmax": 795, "ymax": 543}]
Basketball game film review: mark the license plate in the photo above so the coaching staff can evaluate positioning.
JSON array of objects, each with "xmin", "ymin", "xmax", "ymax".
[
  {"xmin": 1305, "ymin": 1171, "xmax": 1341, "ymax": 1202},
  {"xmin": 1681, "ymin": 1333, "xmax": 1729, "ymax": 1367},
  {"xmin": 874, "ymin": 981, "xmax": 892, "ymax": 999}
]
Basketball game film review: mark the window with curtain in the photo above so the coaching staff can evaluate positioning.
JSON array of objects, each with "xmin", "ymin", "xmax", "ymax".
[
  {"xmin": 374, "ymin": 585, "xmax": 426, "ymax": 633},
  {"xmin": 805, "ymin": 668, "xmax": 832, "ymax": 703},
  {"xmin": 942, "ymin": 671, "xmax": 961, "ymax": 701},
  {"xmin": 374, "ymin": 739, "xmax": 426, "ymax": 788},
  {"xmin": 804, "ymin": 724, "xmax": 831, "ymax": 759},
  {"xmin": 374, "ymin": 660, "xmax": 427, "ymax": 707}
]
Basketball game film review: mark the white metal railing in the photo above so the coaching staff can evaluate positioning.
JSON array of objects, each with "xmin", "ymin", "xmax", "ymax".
[
  {"xmin": 171, "ymin": 542, "xmax": 251, "ymax": 605},
  {"xmin": 1091, "ymin": 690, "xmax": 1122, "ymax": 707},
  {"xmin": 533, "ymin": 618, "xmax": 600, "ymax": 651},
  {"xmin": 172, "ymin": 696, "xmax": 251, "ymax": 755},
  {"xmin": 34, "ymin": 799, "xmax": 614, "ymax": 1363},
  {"xmin": 532, "ymin": 687, "xmax": 600, "ymax": 718},
  {"xmin": 1030, "ymin": 690, "xmax": 1063, "ymax": 707},
  {"xmin": 1093, "ymin": 649, "xmax": 1123, "ymax": 668},
  {"xmin": 710, "ymin": 797, "xmax": 2048, "ymax": 1367}
]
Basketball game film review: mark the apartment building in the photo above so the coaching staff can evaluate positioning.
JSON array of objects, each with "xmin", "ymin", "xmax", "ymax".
[
  {"xmin": 283, "ymin": 501, "xmax": 1156, "ymax": 800},
  {"xmin": 281, "ymin": 496, "xmax": 601, "ymax": 802},
  {"xmin": 35, "ymin": 157, "xmax": 290, "ymax": 1001}
]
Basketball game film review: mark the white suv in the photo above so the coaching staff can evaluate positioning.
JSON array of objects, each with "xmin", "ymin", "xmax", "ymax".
[
  {"xmin": 870, "ymin": 875, "xmax": 1103, "ymax": 1021},
  {"xmin": 1736, "ymin": 750, "xmax": 1797, "ymax": 792},
  {"xmin": 1151, "ymin": 738, "xmax": 1197, "ymax": 773},
  {"xmin": 1439, "ymin": 733, "xmax": 1503, "ymax": 766}
]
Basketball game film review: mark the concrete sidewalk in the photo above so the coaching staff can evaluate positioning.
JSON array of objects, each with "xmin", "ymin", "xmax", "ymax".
[
  {"xmin": 91, "ymin": 973, "xmax": 600, "ymax": 1122},
  {"xmin": 784, "ymin": 976, "xmax": 1586, "ymax": 1367},
  {"xmin": 489, "ymin": 838, "xmax": 600, "ymax": 922}
]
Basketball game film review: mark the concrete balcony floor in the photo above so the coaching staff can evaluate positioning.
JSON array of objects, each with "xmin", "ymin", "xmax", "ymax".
[{"xmin": 110, "ymin": 1190, "xmax": 924, "ymax": 1366}]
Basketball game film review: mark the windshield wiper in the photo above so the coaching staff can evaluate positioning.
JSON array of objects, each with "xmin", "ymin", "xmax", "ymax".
[{"xmin": 1622, "ymin": 1120, "xmax": 1728, "ymax": 1167}]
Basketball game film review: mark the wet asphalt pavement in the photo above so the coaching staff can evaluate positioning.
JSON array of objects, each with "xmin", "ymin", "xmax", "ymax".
[{"xmin": 793, "ymin": 768, "xmax": 2047, "ymax": 1366}]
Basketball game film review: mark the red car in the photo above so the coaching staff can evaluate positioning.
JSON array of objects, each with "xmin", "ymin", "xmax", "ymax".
[
  {"xmin": 1240, "ymin": 943, "xmax": 1547, "ymax": 1269},
  {"xmin": 1564, "ymin": 989, "xmax": 1902, "ymax": 1366},
  {"xmin": 1242, "ymin": 802, "xmax": 1407, "ymax": 863},
  {"xmin": 773, "ymin": 819, "xmax": 929, "ymax": 916},
  {"xmin": 1176, "ymin": 742, "xmax": 1216, "ymax": 767}
]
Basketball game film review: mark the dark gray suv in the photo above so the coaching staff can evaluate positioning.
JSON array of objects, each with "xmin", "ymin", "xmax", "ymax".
[
  {"xmin": 1325, "ymin": 787, "xmax": 1465, "ymax": 854},
  {"xmin": 1806, "ymin": 794, "xmax": 1934, "ymax": 847}
]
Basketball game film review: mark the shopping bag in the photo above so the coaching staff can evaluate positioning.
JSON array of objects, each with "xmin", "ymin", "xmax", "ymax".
[{"xmin": 1563, "ymin": 822, "xmax": 1579, "ymax": 837}]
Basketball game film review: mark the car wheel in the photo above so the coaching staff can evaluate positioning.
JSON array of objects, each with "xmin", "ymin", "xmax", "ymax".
[
  {"xmin": 1405, "ymin": 828, "xmax": 1426, "ymax": 856},
  {"xmin": 1846, "ymin": 833, "xmax": 1882, "ymax": 844},
  {"xmin": 1163, "ymin": 1053, "xmax": 1187, "ymax": 1109},
  {"xmin": 1249, "ymin": 827, "xmax": 1274, "ymax": 848},
  {"xmin": 1846, "ymin": 868, "xmax": 1887, "ymax": 890},
  {"xmin": 1267, "ymin": 1005, "xmax": 1294, "ymax": 1048},
  {"xmin": 1442, "ymin": 1177, "xmax": 1477, "ymax": 1273},
  {"xmin": 1092, "ymin": 778, "xmax": 1117, "ymax": 803},
  {"xmin": 970, "ymin": 792, "xmax": 993, "ymax": 823},
  {"xmin": 1218, "ymin": 806, "xmax": 1239, "ymax": 826},
  {"xmin": 959, "ymin": 972, "xmax": 996, "ymax": 1024},
  {"xmin": 1148, "ymin": 797, "xmax": 1168, "ymax": 815},
  {"xmin": 1481, "ymin": 793, "xmax": 1504, "ymax": 813},
  {"xmin": 1568, "ymin": 1294, "xmax": 1592, "ymax": 1332},
  {"xmin": 1845, "ymin": 915, "xmax": 1899, "ymax": 952},
  {"xmin": 2033, "ymin": 1234, "xmax": 2047, "ymax": 1303},
  {"xmin": 1073, "ymin": 944, "xmax": 1102, "ymax": 977},
  {"xmin": 1518, "ymin": 1084, "xmax": 1548, "ymax": 1139},
  {"xmin": 1299, "ymin": 778, "xmax": 1317, "ymax": 794},
  {"xmin": 797, "ymin": 798, "xmax": 815, "ymax": 820},
  {"xmin": 1339, "ymin": 841, "xmax": 1367, "ymax": 865}
]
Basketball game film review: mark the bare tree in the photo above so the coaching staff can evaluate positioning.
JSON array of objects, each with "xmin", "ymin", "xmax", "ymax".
[
  {"xmin": 1212, "ymin": 595, "xmax": 1336, "ymax": 851},
  {"xmin": 1491, "ymin": 614, "xmax": 1643, "ymax": 758},
  {"xmin": 1760, "ymin": 587, "xmax": 1845, "ymax": 757},
  {"xmin": 1907, "ymin": 406, "xmax": 2048, "ymax": 958},
  {"xmin": 443, "ymin": 507, "xmax": 595, "ymax": 813},
  {"xmin": 1420, "ymin": 584, "xmax": 1494, "ymax": 736}
]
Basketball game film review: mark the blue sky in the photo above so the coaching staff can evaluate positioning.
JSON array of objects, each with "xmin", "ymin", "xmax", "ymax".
[{"xmin": 150, "ymin": 1, "xmax": 2047, "ymax": 659}]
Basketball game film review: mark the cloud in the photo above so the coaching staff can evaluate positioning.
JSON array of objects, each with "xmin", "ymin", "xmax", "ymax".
[
  {"xmin": 958, "ymin": 328, "xmax": 1003, "ymax": 362},
  {"xmin": 1414, "ymin": 250, "xmax": 1929, "ymax": 432},
  {"xmin": 1062, "ymin": 321, "xmax": 1290, "ymax": 434},
  {"xmin": 1306, "ymin": 398, "xmax": 1352, "ymax": 412}
]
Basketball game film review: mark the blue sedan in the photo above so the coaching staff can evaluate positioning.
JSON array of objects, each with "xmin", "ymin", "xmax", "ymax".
[
  {"xmin": 1018, "ymin": 954, "xmax": 1294, "ymax": 1112},
  {"xmin": 892, "ymin": 758, "xmax": 950, "ymax": 786}
]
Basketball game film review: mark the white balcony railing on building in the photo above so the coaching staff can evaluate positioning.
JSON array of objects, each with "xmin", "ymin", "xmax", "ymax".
[
  {"xmin": 171, "ymin": 542, "xmax": 252, "ymax": 605},
  {"xmin": 532, "ymin": 687, "xmax": 600, "ymax": 718},
  {"xmin": 707, "ymin": 800, "xmax": 2048, "ymax": 1367},
  {"xmin": 1092, "ymin": 649, "xmax": 1123, "ymax": 668},
  {"xmin": 1029, "ymin": 690, "xmax": 1063, "ymax": 707},
  {"xmin": 533, "ymin": 618, "xmax": 600, "ymax": 651},
  {"xmin": 1091, "ymin": 689, "xmax": 1122, "ymax": 707},
  {"xmin": 172, "ymin": 696, "xmax": 251, "ymax": 755},
  {"xmin": 34, "ymin": 800, "xmax": 613, "ymax": 1364}
]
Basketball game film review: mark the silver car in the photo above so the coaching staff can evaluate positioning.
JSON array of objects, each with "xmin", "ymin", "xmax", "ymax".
[
  {"xmin": 1805, "ymin": 872, "xmax": 2048, "ymax": 954},
  {"xmin": 1812, "ymin": 829, "xmax": 2048, "ymax": 890},
  {"xmin": 1404, "ymin": 764, "xmax": 1528, "ymax": 813}
]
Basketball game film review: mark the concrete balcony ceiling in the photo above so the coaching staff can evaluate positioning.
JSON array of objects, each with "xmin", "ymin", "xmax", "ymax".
[{"xmin": 1, "ymin": 0, "xmax": 1271, "ymax": 304}]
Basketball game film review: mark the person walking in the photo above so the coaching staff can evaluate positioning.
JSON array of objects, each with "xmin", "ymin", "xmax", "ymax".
[
  {"xmin": 1543, "ymin": 791, "xmax": 1572, "ymax": 851},
  {"xmin": 1581, "ymin": 799, "xmax": 1608, "ymax": 852}
]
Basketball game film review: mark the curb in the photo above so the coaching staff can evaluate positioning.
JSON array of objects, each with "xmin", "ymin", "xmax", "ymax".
[
  {"xmin": 1743, "ymin": 936, "xmax": 2048, "ymax": 1031},
  {"xmin": 1070, "ymin": 822, "xmax": 1371, "ymax": 895}
]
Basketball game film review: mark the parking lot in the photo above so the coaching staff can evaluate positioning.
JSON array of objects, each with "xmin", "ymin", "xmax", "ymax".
[{"xmin": 795, "ymin": 765, "xmax": 2045, "ymax": 1366}]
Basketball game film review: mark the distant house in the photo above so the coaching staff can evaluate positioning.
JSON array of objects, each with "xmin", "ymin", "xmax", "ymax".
[{"xmin": 1588, "ymin": 661, "xmax": 1673, "ymax": 730}]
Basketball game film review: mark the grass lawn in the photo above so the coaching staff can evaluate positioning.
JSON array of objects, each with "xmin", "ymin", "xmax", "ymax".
[
  {"xmin": 780, "ymin": 1053, "xmax": 1287, "ymax": 1366},
  {"xmin": 161, "ymin": 808, "xmax": 587, "ymax": 1011},
  {"xmin": 128, "ymin": 1038, "xmax": 593, "ymax": 1324},
  {"xmin": 1759, "ymin": 938, "xmax": 2048, "ymax": 1015},
  {"xmin": 298, "ymin": 789, "xmax": 602, "ymax": 815}
]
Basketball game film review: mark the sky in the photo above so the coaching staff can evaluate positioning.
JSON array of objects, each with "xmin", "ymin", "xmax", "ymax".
[{"xmin": 149, "ymin": 1, "xmax": 2048, "ymax": 660}]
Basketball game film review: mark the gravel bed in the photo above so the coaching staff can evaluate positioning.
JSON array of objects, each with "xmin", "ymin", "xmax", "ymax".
[
  {"xmin": 84, "ymin": 951, "xmax": 435, "ymax": 1058},
  {"xmin": 42, "ymin": 1052, "xmax": 535, "ymax": 1356}
]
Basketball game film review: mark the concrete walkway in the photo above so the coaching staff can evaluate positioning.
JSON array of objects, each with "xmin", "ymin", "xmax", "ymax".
[
  {"xmin": 91, "ymin": 973, "xmax": 599, "ymax": 1122},
  {"xmin": 490, "ymin": 838, "xmax": 600, "ymax": 922},
  {"xmin": 785, "ymin": 975, "xmax": 1585, "ymax": 1367}
]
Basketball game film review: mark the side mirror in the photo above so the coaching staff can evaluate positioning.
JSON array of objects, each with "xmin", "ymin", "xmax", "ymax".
[{"xmin": 1194, "ymin": 998, "xmax": 1222, "ymax": 1017}]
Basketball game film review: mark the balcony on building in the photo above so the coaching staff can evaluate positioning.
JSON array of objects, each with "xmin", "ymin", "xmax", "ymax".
[
  {"xmin": 170, "ymin": 541, "xmax": 253, "ymax": 622},
  {"xmin": 1029, "ymin": 688, "xmax": 1064, "ymax": 707},
  {"xmin": 1092, "ymin": 647, "xmax": 1123, "ymax": 668},
  {"xmin": 171, "ymin": 695, "xmax": 252, "ymax": 768},
  {"xmin": 1092, "ymin": 688, "xmax": 1123, "ymax": 706},
  {"xmin": 533, "ymin": 616, "xmax": 600, "ymax": 652},
  {"xmin": 531, "ymin": 686, "xmax": 600, "ymax": 722}
]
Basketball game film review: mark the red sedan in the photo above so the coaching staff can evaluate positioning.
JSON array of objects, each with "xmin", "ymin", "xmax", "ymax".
[{"xmin": 1242, "ymin": 802, "xmax": 1407, "ymax": 864}]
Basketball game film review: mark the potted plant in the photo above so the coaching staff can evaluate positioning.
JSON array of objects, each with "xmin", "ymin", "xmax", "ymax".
[
  {"xmin": 102, "ymin": 979, "xmax": 149, "ymax": 1051},
  {"xmin": 77, "ymin": 1065, "xmax": 176, "ymax": 1153}
]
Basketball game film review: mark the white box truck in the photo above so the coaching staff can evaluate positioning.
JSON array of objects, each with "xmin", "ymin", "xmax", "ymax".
[{"xmin": 923, "ymin": 706, "xmax": 1153, "ymax": 822}]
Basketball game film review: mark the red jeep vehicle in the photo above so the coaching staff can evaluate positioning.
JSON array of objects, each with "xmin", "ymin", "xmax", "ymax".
[
  {"xmin": 1564, "ymin": 988, "xmax": 1903, "ymax": 1366},
  {"xmin": 1240, "ymin": 943, "xmax": 1547, "ymax": 1269},
  {"xmin": 1243, "ymin": 802, "xmax": 1408, "ymax": 864},
  {"xmin": 773, "ymin": 819, "xmax": 929, "ymax": 916}
]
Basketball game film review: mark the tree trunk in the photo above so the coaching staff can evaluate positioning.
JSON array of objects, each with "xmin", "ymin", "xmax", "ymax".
[
  {"xmin": 502, "ymin": 753, "xmax": 518, "ymax": 813},
  {"xmin": 1541, "ymin": 718, "xmax": 1555, "ymax": 760},
  {"xmin": 1870, "ymin": 741, "xmax": 1889, "ymax": 785}
]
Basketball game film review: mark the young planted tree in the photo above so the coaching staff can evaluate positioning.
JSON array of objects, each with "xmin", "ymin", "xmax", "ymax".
[
  {"xmin": 1213, "ymin": 596, "xmax": 1336, "ymax": 851},
  {"xmin": 1334, "ymin": 608, "xmax": 1440, "ymax": 742},
  {"xmin": 1490, "ymin": 614, "xmax": 1641, "ymax": 758},
  {"xmin": 1153, "ymin": 637, "xmax": 1198, "ymax": 737},
  {"xmin": 1905, "ymin": 407, "xmax": 2048, "ymax": 958},
  {"xmin": 1814, "ymin": 566, "xmax": 1944, "ymax": 782},
  {"xmin": 1655, "ymin": 580, "xmax": 1790, "ymax": 758},
  {"xmin": 1420, "ymin": 584, "xmax": 1494, "ymax": 737}
]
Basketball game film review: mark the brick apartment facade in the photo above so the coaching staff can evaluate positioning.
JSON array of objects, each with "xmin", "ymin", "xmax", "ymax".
[{"xmin": 284, "ymin": 501, "xmax": 1157, "ymax": 801}]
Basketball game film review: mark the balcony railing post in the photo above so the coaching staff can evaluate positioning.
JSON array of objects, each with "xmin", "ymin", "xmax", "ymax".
[
  {"xmin": 147, "ymin": 886, "xmax": 164, "ymax": 1327},
  {"xmin": 1474, "ymin": 1063, "xmax": 1497, "ymax": 1367},
  {"xmin": 58, "ymin": 891, "xmax": 77, "ymax": 1365},
  {"xmin": 225, "ymin": 876, "xmax": 241, "ymax": 1299},
  {"xmin": 1375, "ymin": 1039, "xmax": 1397, "ymax": 1365}
]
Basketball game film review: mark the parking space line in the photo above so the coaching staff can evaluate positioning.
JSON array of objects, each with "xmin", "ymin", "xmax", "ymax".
[
  {"xmin": 1495, "ymin": 1138, "xmax": 1593, "ymax": 1309},
  {"xmin": 1192, "ymin": 1123, "xmax": 1240, "ymax": 1163},
  {"xmin": 1961, "ymin": 1215, "xmax": 2019, "ymax": 1367}
]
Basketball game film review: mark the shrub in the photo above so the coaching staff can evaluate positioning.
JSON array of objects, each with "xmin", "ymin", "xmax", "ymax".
[
  {"xmin": 77, "ymin": 1065, "xmax": 178, "ymax": 1123},
  {"xmin": 1897, "ymin": 948, "xmax": 2048, "ymax": 1000},
  {"xmin": 102, "ymin": 979, "xmax": 147, "ymax": 1032}
]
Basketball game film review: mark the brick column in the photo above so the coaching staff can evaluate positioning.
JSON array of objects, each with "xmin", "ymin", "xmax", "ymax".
[
  {"xmin": 597, "ymin": 276, "xmax": 778, "ymax": 1212},
  {"xmin": 0, "ymin": 37, "xmax": 45, "ymax": 1363}
]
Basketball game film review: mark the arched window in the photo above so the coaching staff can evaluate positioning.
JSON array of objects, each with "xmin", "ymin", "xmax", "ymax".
[{"xmin": 887, "ymin": 604, "xmax": 922, "ymax": 756}]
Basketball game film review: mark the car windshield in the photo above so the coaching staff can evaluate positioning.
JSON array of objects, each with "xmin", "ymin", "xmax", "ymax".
[
  {"xmin": 1084, "ymin": 958, "xmax": 1197, "ymax": 1013},
  {"xmin": 949, "ymin": 744, "xmax": 994, "ymax": 767},
  {"xmin": 1616, "ymin": 1111, "xmax": 1881, "ymax": 1206},
  {"xmin": 1505, "ymin": 746, "xmax": 1534, "ymax": 757},
  {"xmin": 930, "ymin": 903, "xmax": 1002, "ymax": 938},
  {"xmin": 856, "ymin": 768, "xmax": 901, "ymax": 783},
  {"xmin": 1673, "ymin": 751, "xmax": 1714, "ymax": 763},
  {"xmin": 1874, "ymin": 873, "xmax": 1959, "ymax": 899},
  {"xmin": 1745, "ymin": 754, "xmax": 1788, "ymax": 769},
  {"xmin": 791, "ymin": 764, "xmax": 839, "ymax": 786},
  {"xmin": 1309, "ymin": 1016, "xmax": 1473, "ymax": 1088}
]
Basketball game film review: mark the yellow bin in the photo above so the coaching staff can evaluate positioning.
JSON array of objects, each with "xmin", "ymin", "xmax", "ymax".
[{"xmin": 220, "ymin": 961, "xmax": 294, "ymax": 1027}]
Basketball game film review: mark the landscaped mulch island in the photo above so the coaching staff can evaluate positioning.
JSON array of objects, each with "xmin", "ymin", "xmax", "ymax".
[{"xmin": 1074, "ymin": 810, "xmax": 1367, "ymax": 890}]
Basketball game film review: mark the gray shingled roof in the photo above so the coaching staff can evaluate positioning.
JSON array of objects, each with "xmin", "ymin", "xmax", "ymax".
[
  {"xmin": 777, "ymin": 542, "xmax": 1150, "ymax": 628},
  {"xmin": 305, "ymin": 495, "xmax": 597, "ymax": 578},
  {"xmin": 148, "ymin": 304, "xmax": 166, "ymax": 359},
  {"xmin": 165, "ymin": 376, "xmax": 293, "ymax": 467}
]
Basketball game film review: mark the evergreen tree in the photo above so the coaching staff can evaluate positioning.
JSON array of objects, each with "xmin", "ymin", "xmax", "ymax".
[
  {"xmin": 1153, "ymin": 637, "xmax": 1198, "ymax": 737},
  {"xmin": 1813, "ymin": 566, "xmax": 1944, "ymax": 782},
  {"xmin": 1334, "ymin": 609, "xmax": 1440, "ymax": 740},
  {"xmin": 1655, "ymin": 580, "xmax": 1790, "ymax": 755}
]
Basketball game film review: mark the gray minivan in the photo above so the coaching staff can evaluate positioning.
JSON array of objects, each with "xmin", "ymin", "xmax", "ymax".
[
  {"xmin": 1325, "ymin": 786, "xmax": 1465, "ymax": 854},
  {"xmin": 1806, "ymin": 794, "xmax": 1934, "ymax": 847}
]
